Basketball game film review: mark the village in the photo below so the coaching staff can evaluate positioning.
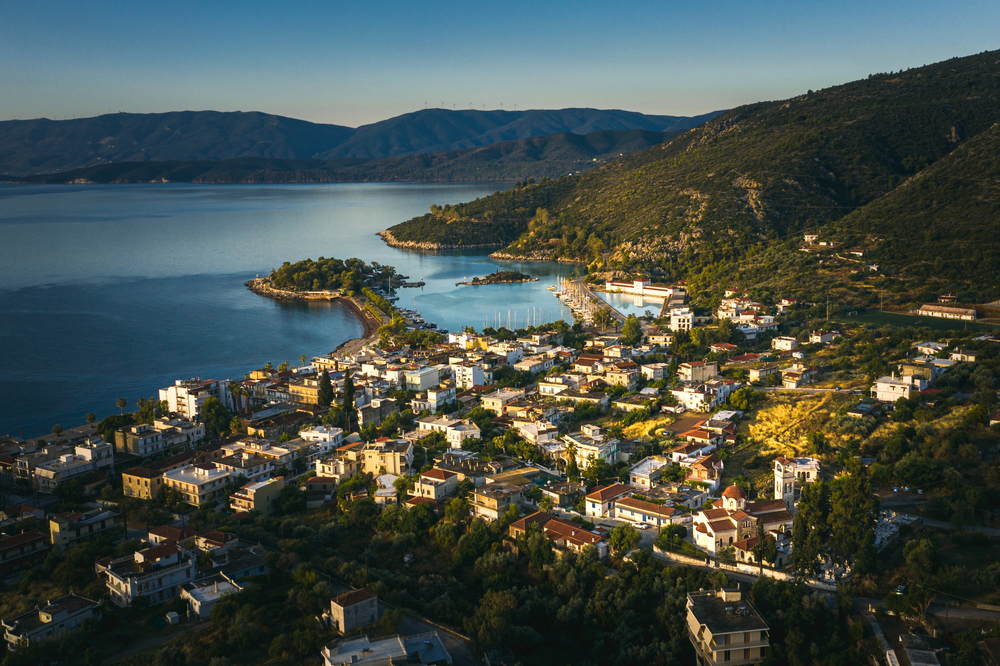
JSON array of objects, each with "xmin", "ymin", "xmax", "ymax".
[{"xmin": 1, "ymin": 265, "xmax": 999, "ymax": 666}]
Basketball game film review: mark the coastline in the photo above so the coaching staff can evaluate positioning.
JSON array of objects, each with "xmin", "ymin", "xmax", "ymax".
[
  {"xmin": 245, "ymin": 277, "xmax": 380, "ymax": 351},
  {"xmin": 377, "ymin": 229, "xmax": 503, "ymax": 252}
]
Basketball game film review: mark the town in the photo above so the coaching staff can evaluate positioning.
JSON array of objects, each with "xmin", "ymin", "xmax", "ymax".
[{"xmin": 1, "ymin": 267, "xmax": 999, "ymax": 666}]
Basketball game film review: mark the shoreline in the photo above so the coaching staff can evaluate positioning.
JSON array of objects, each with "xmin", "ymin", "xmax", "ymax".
[
  {"xmin": 245, "ymin": 277, "xmax": 380, "ymax": 352},
  {"xmin": 377, "ymin": 229, "xmax": 503, "ymax": 252}
]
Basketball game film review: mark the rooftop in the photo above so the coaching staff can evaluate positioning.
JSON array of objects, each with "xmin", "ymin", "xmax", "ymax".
[{"xmin": 687, "ymin": 589, "xmax": 768, "ymax": 634}]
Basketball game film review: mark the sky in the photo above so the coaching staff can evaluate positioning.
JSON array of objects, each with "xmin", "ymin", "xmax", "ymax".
[{"xmin": 2, "ymin": 0, "xmax": 998, "ymax": 128}]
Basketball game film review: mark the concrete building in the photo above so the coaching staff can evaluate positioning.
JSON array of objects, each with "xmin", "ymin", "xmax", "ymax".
[
  {"xmin": 162, "ymin": 463, "xmax": 231, "ymax": 507},
  {"xmin": 49, "ymin": 509, "xmax": 122, "ymax": 548},
  {"xmin": 404, "ymin": 367, "xmax": 440, "ymax": 392},
  {"xmin": 99, "ymin": 544, "xmax": 197, "ymax": 607},
  {"xmin": 410, "ymin": 468, "xmax": 458, "ymax": 502},
  {"xmin": 584, "ymin": 483, "xmax": 632, "ymax": 518},
  {"xmin": 669, "ymin": 307, "xmax": 694, "ymax": 332},
  {"xmin": 122, "ymin": 452, "xmax": 193, "ymax": 500},
  {"xmin": 328, "ymin": 587, "xmax": 378, "ymax": 634},
  {"xmin": 563, "ymin": 424, "xmax": 618, "ymax": 466},
  {"xmin": 0, "ymin": 531, "xmax": 50, "ymax": 575},
  {"xmin": 874, "ymin": 374, "xmax": 925, "ymax": 403},
  {"xmin": 771, "ymin": 336, "xmax": 798, "ymax": 351},
  {"xmin": 1, "ymin": 594, "xmax": 99, "ymax": 648},
  {"xmin": 115, "ymin": 418, "xmax": 204, "ymax": 457},
  {"xmin": 159, "ymin": 378, "xmax": 231, "ymax": 419},
  {"xmin": 229, "ymin": 476, "xmax": 285, "ymax": 516},
  {"xmin": 180, "ymin": 575, "xmax": 243, "ymax": 619},
  {"xmin": 481, "ymin": 388, "xmax": 525, "ymax": 415},
  {"xmin": 298, "ymin": 426, "xmax": 344, "ymax": 453},
  {"xmin": 321, "ymin": 632, "xmax": 452, "ymax": 666},
  {"xmin": 470, "ymin": 483, "xmax": 523, "ymax": 522},
  {"xmin": 450, "ymin": 362, "xmax": 485, "ymax": 389},
  {"xmin": 628, "ymin": 456, "xmax": 671, "ymax": 489},
  {"xmin": 773, "ymin": 457, "xmax": 821, "ymax": 510},
  {"xmin": 686, "ymin": 588, "xmax": 769, "ymax": 666},
  {"xmin": 615, "ymin": 496, "xmax": 683, "ymax": 528},
  {"xmin": 679, "ymin": 361, "xmax": 719, "ymax": 383},
  {"xmin": 361, "ymin": 439, "xmax": 414, "ymax": 475},
  {"xmin": 33, "ymin": 438, "xmax": 114, "ymax": 492}
]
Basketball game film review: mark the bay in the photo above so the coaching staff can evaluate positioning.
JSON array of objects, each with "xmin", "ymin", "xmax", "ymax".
[{"xmin": 0, "ymin": 183, "xmax": 574, "ymax": 438}]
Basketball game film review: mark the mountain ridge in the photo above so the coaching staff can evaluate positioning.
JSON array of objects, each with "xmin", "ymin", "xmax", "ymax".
[{"xmin": 0, "ymin": 107, "xmax": 723, "ymax": 176}]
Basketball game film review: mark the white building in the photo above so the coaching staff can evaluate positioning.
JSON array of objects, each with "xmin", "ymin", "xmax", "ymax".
[
  {"xmin": 99, "ymin": 544, "xmax": 197, "ymax": 607},
  {"xmin": 404, "ymin": 367, "xmax": 440, "ymax": 392},
  {"xmin": 809, "ymin": 331, "xmax": 840, "ymax": 345},
  {"xmin": 159, "ymin": 378, "xmax": 231, "ymax": 419},
  {"xmin": 162, "ymin": 463, "xmax": 231, "ymax": 507},
  {"xmin": 669, "ymin": 308, "xmax": 694, "ymax": 332},
  {"xmin": 450, "ymin": 362, "xmax": 485, "ymax": 389},
  {"xmin": 563, "ymin": 424, "xmax": 618, "ymax": 465},
  {"xmin": 771, "ymin": 336, "xmax": 798, "ymax": 351},
  {"xmin": 33, "ymin": 438, "xmax": 114, "ymax": 492},
  {"xmin": 874, "ymin": 374, "xmax": 925, "ymax": 403},
  {"xmin": 773, "ymin": 456, "xmax": 821, "ymax": 510},
  {"xmin": 298, "ymin": 426, "xmax": 344, "ymax": 454}
]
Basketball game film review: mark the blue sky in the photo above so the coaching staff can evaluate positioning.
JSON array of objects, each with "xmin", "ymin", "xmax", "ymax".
[{"xmin": 2, "ymin": 0, "xmax": 998, "ymax": 127}]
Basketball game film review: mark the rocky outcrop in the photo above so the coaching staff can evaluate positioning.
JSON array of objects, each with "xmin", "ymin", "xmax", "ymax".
[{"xmin": 378, "ymin": 230, "xmax": 502, "ymax": 251}]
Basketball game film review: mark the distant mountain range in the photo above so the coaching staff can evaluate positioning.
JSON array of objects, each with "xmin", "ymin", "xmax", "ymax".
[{"xmin": 0, "ymin": 108, "xmax": 722, "ymax": 177}]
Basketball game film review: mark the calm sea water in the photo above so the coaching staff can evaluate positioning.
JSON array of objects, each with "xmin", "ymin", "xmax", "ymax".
[{"xmin": 0, "ymin": 183, "xmax": 574, "ymax": 438}]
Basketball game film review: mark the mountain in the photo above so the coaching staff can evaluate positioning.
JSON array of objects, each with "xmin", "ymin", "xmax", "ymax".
[
  {"xmin": 383, "ymin": 49, "xmax": 1000, "ymax": 298},
  {"xmin": 5, "ymin": 129, "xmax": 680, "ymax": 184},
  {"xmin": 0, "ymin": 108, "xmax": 722, "ymax": 176}
]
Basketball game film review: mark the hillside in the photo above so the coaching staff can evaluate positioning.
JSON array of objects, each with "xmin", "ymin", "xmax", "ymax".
[
  {"xmin": 383, "ymin": 49, "xmax": 1000, "ymax": 295},
  {"xmin": 0, "ymin": 108, "xmax": 720, "ymax": 176},
  {"xmin": 5, "ymin": 129, "xmax": 678, "ymax": 184}
]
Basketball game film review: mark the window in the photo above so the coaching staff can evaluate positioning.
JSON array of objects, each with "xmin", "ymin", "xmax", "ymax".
[{"xmin": 724, "ymin": 650, "xmax": 730, "ymax": 662}]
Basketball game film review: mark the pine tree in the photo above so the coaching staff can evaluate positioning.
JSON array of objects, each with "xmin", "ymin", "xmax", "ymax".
[
  {"xmin": 317, "ymin": 370, "xmax": 334, "ymax": 407},
  {"xmin": 791, "ymin": 480, "xmax": 831, "ymax": 577}
]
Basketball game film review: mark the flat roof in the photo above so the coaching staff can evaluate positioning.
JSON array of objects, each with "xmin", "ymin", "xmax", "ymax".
[{"xmin": 687, "ymin": 590, "xmax": 768, "ymax": 635}]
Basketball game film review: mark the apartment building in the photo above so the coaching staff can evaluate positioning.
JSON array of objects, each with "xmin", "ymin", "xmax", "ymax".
[
  {"xmin": 410, "ymin": 469, "xmax": 458, "ymax": 502},
  {"xmin": 686, "ymin": 588, "xmax": 769, "ymax": 666},
  {"xmin": 162, "ymin": 463, "xmax": 231, "ymax": 507},
  {"xmin": 49, "ymin": 509, "xmax": 123, "ymax": 548},
  {"xmin": 470, "ymin": 483, "xmax": 523, "ymax": 522},
  {"xmin": 229, "ymin": 476, "xmax": 285, "ymax": 516},
  {"xmin": 563, "ymin": 424, "xmax": 618, "ymax": 465},
  {"xmin": 115, "ymin": 417, "xmax": 204, "ymax": 456},
  {"xmin": 1, "ymin": 594, "xmax": 99, "ymax": 649},
  {"xmin": 33, "ymin": 438, "xmax": 114, "ymax": 492},
  {"xmin": 159, "ymin": 378, "xmax": 231, "ymax": 419},
  {"xmin": 298, "ymin": 426, "xmax": 345, "ymax": 453},
  {"xmin": 0, "ymin": 531, "xmax": 50, "ymax": 575},
  {"xmin": 122, "ymin": 452, "xmax": 193, "ymax": 500},
  {"xmin": 361, "ymin": 439, "xmax": 414, "ymax": 475},
  {"xmin": 99, "ymin": 544, "xmax": 197, "ymax": 607}
]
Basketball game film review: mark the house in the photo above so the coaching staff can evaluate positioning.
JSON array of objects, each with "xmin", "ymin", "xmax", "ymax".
[
  {"xmin": 562, "ymin": 424, "xmax": 619, "ymax": 465},
  {"xmin": 229, "ymin": 476, "xmax": 285, "ymax": 516},
  {"xmin": 215, "ymin": 453, "xmax": 275, "ymax": 485},
  {"xmin": 508, "ymin": 511, "xmax": 610, "ymax": 558},
  {"xmin": 809, "ymin": 331, "xmax": 840, "ymax": 345},
  {"xmin": 679, "ymin": 428, "xmax": 724, "ymax": 450},
  {"xmin": 687, "ymin": 454, "xmax": 724, "ymax": 492},
  {"xmin": 670, "ymin": 442, "xmax": 716, "ymax": 466},
  {"xmin": 410, "ymin": 468, "xmax": 458, "ymax": 502},
  {"xmin": 686, "ymin": 588, "xmax": 770, "ymax": 666},
  {"xmin": 913, "ymin": 341, "xmax": 948, "ymax": 356},
  {"xmin": 692, "ymin": 485, "xmax": 793, "ymax": 554},
  {"xmin": 357, "ymin": 397, "xmax": 400, "ymax": 428},
  {"xmin": 180, "ymin": 574, "xmax": 243, "ymax": 619},
  {"xmin": 710, "ymin": 343, "xmax": 739, "ymax": 354},
  {"xmin": 614, "ymin": 496, "xmax": 682, "ymax": 528},
  {"xmin": 162, "ymin": 463, "xmax": 231, "ymax": 507},
  {"xmin": 470, "ymin": 483, "xmax": 523, "ymax": 522},
  {"xmin": 679, "ymin": 361, "xmax": 719, "ymax": 383},
  {"xmin": 328, "ymin": 588, "xmax": 379, "ymax": 634},
  {"xmin": 874, "ymin": 374, "xmax": 925, "ymax": 403},
  {"xmin": 33, "ymin": 438, "xmax": 114, "ymax": 493},
  {"xmin": 99, "ymin": 544, "xmax": 197, "ymax": 607},
  {"xmin": 584, "ymin": 483, "xmax": 632, "ymax": 518},
  {"xmin": 0, "ymin": 531, "xmax": 50, "ymax": 575},
  {"xmin": 0, "ymin": 504, "xmax": 46, "ymax": 525},
  {"xmin": 159, "ymin": 378, "xmax": 232, "ymax": 418},
  {"xmin": 147, "ymin": 524, "xmax": 197, "ymax": 547},
  {"xmin": 49, "ymin": 509, "xmax": 122, "ymax": 548},
  {"xmin": 669, "ymin": 308, "xmax": 694, "ymax": 332},
  {"xmin": 404, "ymin": 367, "xmax": 440, "ymax": 392},
  {"xmin": 771, "ymin": 336, "xmax": 798, "ymax": 351},
  {"xmin": 298, "ymin": 426, "xmax": 345, "ymax": 453},
  {"xmin": 628, "ymin": 456, "xmax": 670, "ymax": 489},
  {"xmin": 1, "ymin": 594, "xmax": 99, "ymax": 649},
  {"xmin": 540, "ymin": 481, "xmax": 585, "ymax": 508},
  {"xmin": 748, "ymin": 365, "xmax": 780, "ymax": 383},
  {"xmin": 641, "ymin": 363, "xmax": 670, "ymax": 381},
  {"xmin": 481, "ymin": 388, "xmax": 525, "ymax": 415},
  {"xmin": 556, "ymin": 389, "xmax": 611, "ymax": 409},
  {"xmin": 950, "ymin": 349, "xmax": 978, "ymax": 363},
  {"xmin": 315, "ymin": 442, "xmax": 365, "ymax": 483},
  {"xmin": 321, "ymin": 632, "xmax": 452, "ymax": 666},
  {"xmin": 846, "ymin": 403, "xmax": 882, "ymax": 419},
  {"xmin": 773, "ymin": 457, "xmax": 821, "ymax": 510}
]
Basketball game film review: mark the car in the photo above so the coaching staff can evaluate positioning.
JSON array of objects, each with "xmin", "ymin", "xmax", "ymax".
[{"xmin": 635, "ymin": 524, "xmax": 649, "ymax": 530}]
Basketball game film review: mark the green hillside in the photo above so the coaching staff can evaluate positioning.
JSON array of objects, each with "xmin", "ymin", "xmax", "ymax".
[{"xmin": 384, "ymin": 49, "xmax": 1000, "ymax": 297}]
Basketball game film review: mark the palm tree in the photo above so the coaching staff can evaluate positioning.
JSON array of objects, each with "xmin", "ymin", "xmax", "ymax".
[
  {"xmin": 300, "ymin": 354, "xmax": 307, "ymax": 368},
  {"xmin": 116, "ymin": 397, "xmax": 127, "ymax": 415}
]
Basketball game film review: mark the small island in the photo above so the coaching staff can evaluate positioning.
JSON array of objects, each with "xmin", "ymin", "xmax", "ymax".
[{"xmin": 457, "ymin": 270, "xmax": 538, "ymax": 286}]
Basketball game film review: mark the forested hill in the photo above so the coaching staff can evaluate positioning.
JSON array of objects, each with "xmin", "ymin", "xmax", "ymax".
[
  {"xmin": 383, "ymin": 49, "xmax": 1000, "ymax": 291},
  {"xmin": 5, "ymin": 129, "xmax": 679, "ymax": 184},
  {"xmin": 0, "ymin": 107, "xmax": 721, "ymax": 176}
]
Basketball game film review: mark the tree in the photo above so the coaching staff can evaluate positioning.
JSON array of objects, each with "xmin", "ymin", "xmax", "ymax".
[
  {"xmin": 343, "ymin": 374, "xmax": 355, "ymax": 413},
  {"xmin": 300, "ymin": 354, "xmax": 307, "ymax": 367},
  {"xmin": 51, "ymin": 424, "xmax": 63, "ymax": 437},
  {"xmin": 593, "ymin": 306, "xmax": 615, "ymax": 330},
  {"xmin": 201, "ymin": 397, "xmax": 233, "ymax": 440},
  {"xmin": 621, "ymin": 314, "xmax": 642, "ymax": 347},
  {"xmin": 85, "ymin": 413, "xmax": 96, "ymax": 426},
  {"xmin": 791, "ymin": 480, "xmax": 830, "ymax": 577},
  {"xmin": 609, "ymin": 523, "xmax": 640, "ymax": 555},
  {"xmin": 751, "ymin": 520, "xmax": 778, "ymax": 575},
  {"xmin": 829, "ymin": 463, "xmax": 880, "ymax": 574},
  {"xmin": 718, "ymin": 546, "xmax": 736, "ymax": 566},
  {"xmin": 317, "ymin": 370, "xmax": 334, "ymax": 407},
  {"xmin": 278, "ymin": 361, "xmax": 290, "ymax": 372},
  {"xmin": 116, "ymin": 397, "xmax": 127, "ymax": 415}
]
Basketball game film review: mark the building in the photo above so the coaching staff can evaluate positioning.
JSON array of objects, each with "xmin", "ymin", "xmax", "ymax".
[
  {"xmin": 614, "ymin": 496, "xmax": 682, "ymax": 529},
  {"xmin": 180, "ymin": 575, "xmax": 244, "ymax": 619},
  {"xmin": 99, "ymin": 544, "xmax": 197, "ymax": 607},
  {"xmin": 328, "ymin": 587, "xmax": 378, "ymax": 634},
  {"xmin": 482, "ymin": 388, "xmax": 525, "ymax": 415},
  {"xmin": 584, "ymin": 483, "xmax": 632, "ymax": 518},
  {"xmin": 874, "ymin": 374, "xmax": 925, "ymax": 403},
  {"xmin": 405, "ymin": 367, "xmax": 440, "ymax": 392},
  {"xmin": 229, "ymin": 476, "xmax": 285, "ymax": 516},
  {"xmin": 470, "ymin": 483, "xmax": 523, "ymax": 521},
  {"xmin": 692, "ymin": 486, "xmax": 793, "ymax": 554},
  {"xmin": 540, "ymin": 480, "xmax": 585, "ymax": 508},
  {"xmin": 410, "ymin": 469, "xmax": 458, "ymax": 502},
  {"xmin": 628, "ymin": 456, "xmax": 670, "ymax": 489},
  {"xmin": 1, "ymin": 594, "xmax": 99, "ymax": 649},
  {"xmin": 773, "ymin": 457, "xmax": 821, "ymax": 510},
  {"xmin": 0, "ymin": 531, "xmax": 50, "ymax": 575},
  {"xmin": 162, "ymin": 463, "xmax": 231, "ymax": 507},
  {"xmin": 416, "ymin": 416, "xmax": 481, "ymax": 447},
  {"xmin": 147, "ymin": 524, "xmax": 197, "ymax": 547},
  {"xmin": 215, "ymin": 454, "xmax": 275, "ymax": 485},
  {"xmin": 33, "ymin": 438, "xmax": 114, "ymax": 492},
  {"xmin": 315, "ymin": 443, "xmax": 364, "ymax": 483},
  {"xmin": 914, "ymin": 304, "xmax": 976, "ymax": 321},
  {"xmin": 115, "ymin": 418, "xmax": 204, "ymax": 457},
  {"xmin": 686, "ymin": 588, "xmax": 769, "ymax": 666},
  {"xmin": 450, "ymin": 362, "xmax": 485, "ymax": 390},
  {"xmin": 122, "ymin": 452, "xmax": 193, "ymax": 499},
  {"xmin": 159, "ymin": 378, "xmax": 231, "ymax": 418},
  {"xmin": 49, "ymin": 509, "xmax": 122, "ymax": 548},
  {"xmin": 321, "ymin": 632, "xmax": 452, "ymax": 666},
  {"xmin": 563, "ymin": 424, "xmax": 619, "ymax": 466},
  {"xmin": 298, "ymin": 426, "xmax": 345, "ymax": 453},
  {"xmin": 679, "ymin": 361, "xmax": 719, "ymax": 383},
  {"xmin": 771, "ymin": 336, "xmax": 798, "ymax": 351},
  {"xmin": 361, "ymin": 439, "xmax": 414, "ymax": 475},
  {"xmin": 357, "ymin": 397, "xmax": 400, "ymax": 428},
  {"xmin": 809, "ymin": 331, "xmax": 840, "ymax": 345},
  {"xmin": 508, "ymin": 511, "xmax": 609, "ymax": 558}
]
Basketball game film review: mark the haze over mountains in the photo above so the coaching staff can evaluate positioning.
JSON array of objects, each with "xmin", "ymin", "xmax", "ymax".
[{"xmin": 0, "ymin": 107, "xmax": 722, "ymax": 176}]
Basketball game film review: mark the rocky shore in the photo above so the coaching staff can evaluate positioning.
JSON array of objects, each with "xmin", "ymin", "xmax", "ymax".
[
  {"xmin": 377, "ymin": 229, "xmax": 503, "ymax": 251},
  {"xmin": 488, "ymin": 250, "xmax": 587, "ymax": 264},
  {"xmin": 245, "ymin": 277, "xmax": 379, "ymax": 342}
]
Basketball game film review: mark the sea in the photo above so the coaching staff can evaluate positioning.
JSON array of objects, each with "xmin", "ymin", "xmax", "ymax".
[{"xmin": 0, "ymin": 182, "xmax": 578, "ymax": 438}]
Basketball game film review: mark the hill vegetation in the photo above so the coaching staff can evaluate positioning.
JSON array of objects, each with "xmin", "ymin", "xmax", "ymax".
[
  {"xmin": 0, "ymin": 108, "xmax": 720, "ymax": 176},
  {"xmin": 4, "ymin": 129, "xmax": 679, "ymax": 184},
  {"xmin": 384, "ymin": 49, "xmax": 1000, "ymax": 297}
]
